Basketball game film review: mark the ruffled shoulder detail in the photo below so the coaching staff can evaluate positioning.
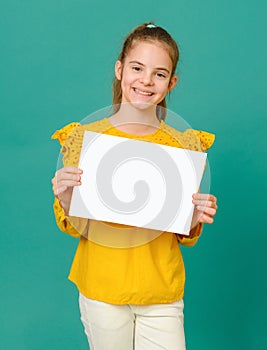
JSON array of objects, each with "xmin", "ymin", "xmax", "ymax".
[
  {"xmin": 51, "ymin": 122, "xmax": 81, "ymax": 146},
  {"xmin": 191, "ymin": 130, "xmax": 215, "ymax": 151},
  {"xmin": 160, "ymin": 123, "xmax": 215, "ymax": 152},
  {"xmin": 160, "ymin": 123, "xmax": 183, "ymax": 140},
  {"xmin": 51, "ymin": 122, "xmax": 85, "ymax": 167},
  {"xmin": 51, "ymin": 118, "xmax": 113, "ymax": 168}
]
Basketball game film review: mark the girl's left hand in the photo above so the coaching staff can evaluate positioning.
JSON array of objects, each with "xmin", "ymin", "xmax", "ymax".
[{"xmin": 191, "ymin": 193, "xmax": 218, "ymax": 225}]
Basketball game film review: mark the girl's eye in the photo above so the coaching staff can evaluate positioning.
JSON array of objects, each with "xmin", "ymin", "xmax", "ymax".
[
  {"xmin": 132, "ymin": 66, "xmax": 141, "ymax": 71},
  {"xmin": 156, "ymin": 72, "xmax": 166, "ymax": 78}
]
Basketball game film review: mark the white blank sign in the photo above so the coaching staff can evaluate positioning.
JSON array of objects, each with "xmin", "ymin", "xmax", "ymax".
[{"xmin": 69, "ymin": 131, "xmax": 207, "ymax": 235}]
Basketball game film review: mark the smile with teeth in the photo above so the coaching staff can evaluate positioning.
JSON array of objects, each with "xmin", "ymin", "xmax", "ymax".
[{"xmin": 133, "ymin": 88, "xmax": 154, "ymax": 96}]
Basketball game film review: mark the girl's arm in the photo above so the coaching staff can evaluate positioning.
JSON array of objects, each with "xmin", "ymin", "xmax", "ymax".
[
  {"xmin": 53, "ymin": 196, "xmax": 89, "ymax": 238},
  {"xmin": 51, "ymin": 122, "xmax": 88, "ymax": 238}
]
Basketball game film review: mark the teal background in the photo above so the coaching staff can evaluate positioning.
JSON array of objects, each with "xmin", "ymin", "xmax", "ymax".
[{"xmin": 1, "ymin": 0, "xmax": 266, "ymax": 349}]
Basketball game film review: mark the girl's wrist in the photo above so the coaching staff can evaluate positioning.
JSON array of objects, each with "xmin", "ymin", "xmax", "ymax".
[{"xmin": 58, "ymin": 198, "xmax": 70, "ymax": 216}]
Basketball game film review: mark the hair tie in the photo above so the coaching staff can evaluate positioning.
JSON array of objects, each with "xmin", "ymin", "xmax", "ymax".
[{"xmin": 146, "ymin": 24, "xmax": 157, "ymax": 28}]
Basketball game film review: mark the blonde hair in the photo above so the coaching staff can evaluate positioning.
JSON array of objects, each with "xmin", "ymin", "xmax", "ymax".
[{"xmin": 112, "ymin": 22, "xmax": 179, "ymax": 120}]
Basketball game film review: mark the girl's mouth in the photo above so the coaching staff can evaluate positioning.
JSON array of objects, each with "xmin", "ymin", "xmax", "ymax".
[{"xmin": 133, "ymin": 88, "xmax": 154, "ymax": 96}]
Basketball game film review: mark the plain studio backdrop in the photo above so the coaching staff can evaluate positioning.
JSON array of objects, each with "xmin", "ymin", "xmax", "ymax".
[{"xmin": 0, "ymin": 1, "xmax": 266, "ymax": 349}]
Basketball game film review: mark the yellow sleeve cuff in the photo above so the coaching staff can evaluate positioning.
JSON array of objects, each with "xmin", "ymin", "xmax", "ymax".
[
  {"xmin": 53, "ymin": 198, "xmax": 81, "ymax": 238},
  {"xmin": 177, "ymin": 222, "xmax": 203, "ymax": 247}
]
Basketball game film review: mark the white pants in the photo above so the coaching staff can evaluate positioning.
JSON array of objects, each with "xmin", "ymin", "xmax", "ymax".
[{"xmin": 79, "ymin": 293, "xmax": 186, "ymax": 350}]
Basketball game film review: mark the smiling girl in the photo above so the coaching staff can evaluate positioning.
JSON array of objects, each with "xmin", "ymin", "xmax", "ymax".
[{"xmin": 51, "ymin": 22, "xmax": 217, "ymax": 350}]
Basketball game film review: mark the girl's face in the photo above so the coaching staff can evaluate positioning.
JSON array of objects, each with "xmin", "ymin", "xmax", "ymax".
[{"xmin": 115, "ymin": 40, "xmax": 178, "ymax": 109}]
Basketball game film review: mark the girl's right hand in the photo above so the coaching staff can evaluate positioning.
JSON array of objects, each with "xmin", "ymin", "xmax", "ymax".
[{"xmin": 51, "ymin": 166, "xmax": 83, "ymax": 215}]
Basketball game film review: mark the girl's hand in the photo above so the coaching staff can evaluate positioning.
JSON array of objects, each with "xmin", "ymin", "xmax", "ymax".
[
  {"xmin": 51, "ymin": 166, "xmax": 83, "ymax": 215},
  {"xmin": 191, "ymin": 193, "xmax": 218, "ymax": 227}
]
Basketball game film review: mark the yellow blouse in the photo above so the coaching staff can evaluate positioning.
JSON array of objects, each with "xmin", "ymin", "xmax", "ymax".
[{"xmin": 52, "ymin": 118, "xmax": 215, "ymax": 305}]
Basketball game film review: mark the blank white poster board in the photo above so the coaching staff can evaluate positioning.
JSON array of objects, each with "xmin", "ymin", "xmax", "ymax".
[{"xmin": 69, "ymin": 131, "xmax": 207, "ymax": 235}]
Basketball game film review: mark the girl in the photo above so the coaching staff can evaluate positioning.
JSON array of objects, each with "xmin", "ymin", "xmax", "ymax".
[{"xmin": 51, "ymin": 22, "xmax": 217, "ymax": 350}]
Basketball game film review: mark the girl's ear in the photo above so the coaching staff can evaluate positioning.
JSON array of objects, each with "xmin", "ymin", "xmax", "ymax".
[
  {"xmin": 115, "ymin": 60, "xmax": 122, "ymax": 80},
  {"xmin": 168, "ymin": 75, "xmax": 178, "ymax": 92}
]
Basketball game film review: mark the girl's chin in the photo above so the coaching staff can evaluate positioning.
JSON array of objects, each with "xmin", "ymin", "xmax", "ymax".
[{"xmin": 129, "ymin": 101, "xmax": 156, "ymax": 110}]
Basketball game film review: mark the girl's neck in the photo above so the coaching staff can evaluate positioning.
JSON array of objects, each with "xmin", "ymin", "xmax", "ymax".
[{"xmin": 109, "ymin": 103, "xmax": 161, "ymax": 135}]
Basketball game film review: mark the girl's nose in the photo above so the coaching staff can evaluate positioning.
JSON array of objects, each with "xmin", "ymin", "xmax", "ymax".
[{"xmin": 140, "ymin": 73, "xmax": 154, "ymax": 85}]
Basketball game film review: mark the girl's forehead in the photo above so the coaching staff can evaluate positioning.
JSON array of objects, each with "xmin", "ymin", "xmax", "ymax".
[
  {"xmin": 129, "ymin": 40, "xmax": 168, "ymax": 54},
  {"xmin": 126, "ymin": 40, "xmax": 172, "ymax": 66}
]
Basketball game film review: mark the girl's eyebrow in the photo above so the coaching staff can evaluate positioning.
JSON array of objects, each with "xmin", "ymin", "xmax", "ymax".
[{"xmin": 129, "ymin": 60, "xmax": 170, "ymax": 74}]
